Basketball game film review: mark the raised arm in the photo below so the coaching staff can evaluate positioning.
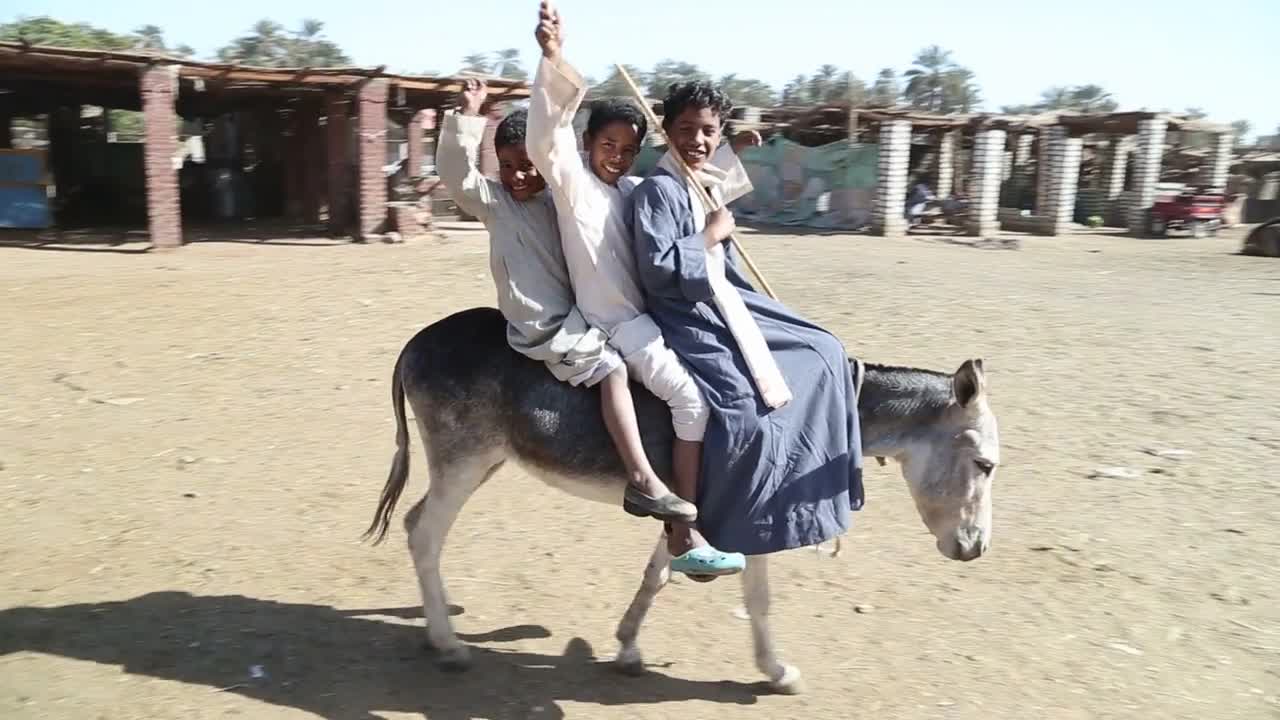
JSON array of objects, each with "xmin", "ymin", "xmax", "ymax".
[
  {"xmin": 526, "ymin": 0, "xmax": 591, "ymax": 200},
  {"xmin": 435, "ymin": 79, "xmax": 498, "ymax": 221}
]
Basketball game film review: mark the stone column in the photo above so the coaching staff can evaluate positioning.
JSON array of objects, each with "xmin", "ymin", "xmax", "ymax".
[
  {"xmin": 1200, "ymin": 132, "xmax": 1233, "ymax": 191},
  {"xmin": 325, "ymin": 91, "xmax": 351, "ymax": 234},
  {"xmin": 140, "ymin": 65, "xmax": 182, "ymax": 249},
  {"xmin": 406, "ymin": 109, "xmax": 428, "ymax": 178},
  {"xmin": 1127, "ymin": 117, "xmax": 1167, "ymax": 235},
  {"xmin": 871, "ymin": 119, "xmax": 911, "ymax": 236},
  {"xmin": 1038, "ymin": 126, "xmax": 1084, "ymax": 236},
  {"xmin": 967, "ymin": 127, "xmax": 1005, "ymax": 237},
  {"xmin": 357, "ymin": 78, "xmax": 389, "ymax": 240},
  {"xmin": 1103, "ymin": 135, "xmax": 1130, "ymax": 201},
  {"xmin": 935, "ymin": 129, "xmax": 957, "ymax": 198}
]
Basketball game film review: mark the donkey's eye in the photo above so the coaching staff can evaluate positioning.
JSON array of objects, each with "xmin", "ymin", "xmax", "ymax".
[{"xmin": 974, "ymin": 459, "xmax": 995, "ymax": 475}]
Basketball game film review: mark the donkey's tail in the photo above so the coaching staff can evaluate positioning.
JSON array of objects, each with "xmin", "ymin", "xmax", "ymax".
[{"xmin": 362, "ymin": 351, "xmax": 411, "ymax": 545}]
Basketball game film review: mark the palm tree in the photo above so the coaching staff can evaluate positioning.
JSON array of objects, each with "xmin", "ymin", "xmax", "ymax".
[
  {"xmin": 832, "ymin": 71, "xmax": 866, "ymax": 105},
  {"xmin": 718, "ymin": 73, "xmax": 777, "ymax": 107},
  {"xmin": 133, "ymin": 24, "xmax": 165, "ymax": 51},
  {"xmin": 809, "ymin": 64, "xmax": 840, "ymax": 105},
  {"xmin": 588, "ymin": 65, "xmax": 648, "ymax": 99},
  {"xmin": 1069, "ymin": 85, "xmax": 1116, "ymax": 113},
  {"xmin": 902, "ymin": 45, "xmax": 953, "ymax": 112},
  {"xmin": 1229, "ymin": 120, "xmax": 1251, "ymax": 145},
  {"xmin": 939, "ymin": 68, "xmax": 978, "ymax": 112},
  {"xmin": 870, "ymin": 68, "xmax": 898, "ymax": 106},
  {"xmin": 491, "ymin": 48, "xmax": 526, "ymax": 81},
  {"xmin": 1035, "ymin": 86, "xmax": 1072, "ymax": 111},
  {"xmin": 782, "ymin": 74, "xmax": 808, "ymax": 105},
  {"xmin": 460, "ymin": 53, "xmax": 491, "ymax": 75}
]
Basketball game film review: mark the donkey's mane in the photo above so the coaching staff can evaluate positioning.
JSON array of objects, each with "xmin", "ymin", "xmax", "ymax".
[{"xmin": 858, "ymin": 362, "xmax": 955, "ymax": 431}]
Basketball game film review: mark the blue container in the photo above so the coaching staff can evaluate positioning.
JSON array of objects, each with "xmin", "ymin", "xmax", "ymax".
[{"xmin": 0, "ymin": 185, "xmax": 52, "ymax": 229}]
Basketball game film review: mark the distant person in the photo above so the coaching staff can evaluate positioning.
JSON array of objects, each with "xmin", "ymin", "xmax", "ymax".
[{"xmin": 905, "ymin": 176, "xmax": 934, "ymax": 227}]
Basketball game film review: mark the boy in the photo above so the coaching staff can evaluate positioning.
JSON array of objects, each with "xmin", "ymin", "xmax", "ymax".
[
  {"xmin": 630, "ymin": 81, "xmax": 864, "ymax": 559},
  {"xmin": 527, "ymin": 1, "xmax": 747, "ymax": 577},
  {"xmin": 436, "ymin": 77, "xmax": 695, "ymax": 525}
]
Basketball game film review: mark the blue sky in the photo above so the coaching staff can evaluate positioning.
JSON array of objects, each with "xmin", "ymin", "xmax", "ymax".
[{"xmin": 8, "ymin": 0, "xmax": 1278, "ymax": 137}]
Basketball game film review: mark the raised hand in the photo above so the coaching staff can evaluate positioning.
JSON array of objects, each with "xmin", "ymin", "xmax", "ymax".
[
  {"xmin": 535, "ymin": 0, "xmax": 564, "ymax": 60},
  {"xmin": 731, "ymin": 130, "xmax": 763, "ymax": 155},
  {"xmin": 460, "ymin": 78, "xmax": 487, "ymax": 116}
]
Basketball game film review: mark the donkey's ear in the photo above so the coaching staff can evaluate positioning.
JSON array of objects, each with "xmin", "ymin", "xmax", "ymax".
[{"xmin": 953, "ymin": 358, "xmax": 987, "ymax": 407}]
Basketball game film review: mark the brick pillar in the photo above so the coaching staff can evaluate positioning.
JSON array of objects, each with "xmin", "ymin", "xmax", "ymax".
[
  {"xmin": 325, "ymin": 91, "xmax": 351, "ymax": 234},
  {"xmin": 936, "ymin": 129, "xmax": 957, "ymax": 198},
  {"xmin": 406, "ymin": 109, "xmax": 427, "ymax": 178},
  {"xmin": 1103, "ymin": 135, "xmax": 1130, "ymax": 201},
  {"xmin": 140, "ymin": 65, "xmax": 182, "ymax": 249},
  {"xmin": 1128, "ymin": 117, "xmax": 1167, "ymax": 235},
  {"xmin": 968, "ymin": 128, "xmax": 1005, "ymax": 236},
  {"xmin": 1038, "ymin": 126, "xmax": 1084, "ymax": 236},
  {"xmin": 871, "ymin": 119, "xmax": 911, "ymax": 236},
  {"xmin": 1200, "ymin": 132, "xmax": 1232, "ymax": 191},
  {"xmin": 1015, "ymin": 132, "xmax": 1035, "ymax": 166},
  {"xmin": 357, "ymin": 78, "xmax": 389, "ymax": 240}
]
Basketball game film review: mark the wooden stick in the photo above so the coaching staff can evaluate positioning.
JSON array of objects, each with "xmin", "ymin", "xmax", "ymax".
[{"xmin": 613, "ymin": 64, "xmax": 780, "ymax": 301}]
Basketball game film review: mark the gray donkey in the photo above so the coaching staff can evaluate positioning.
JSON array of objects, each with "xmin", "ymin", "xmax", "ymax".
[{"xmin": 365, "ymin": 307, "xmax": 1000, "ymax": 694}]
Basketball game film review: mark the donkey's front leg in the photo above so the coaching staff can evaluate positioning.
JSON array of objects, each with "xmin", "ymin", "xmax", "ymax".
[
  {"xmin": 742, "ymin": 556, "xmax": 804, "ymax": 694},
  {"xmin": 613, "ymin": 532, "xmax": 671, "ymax": 675}
]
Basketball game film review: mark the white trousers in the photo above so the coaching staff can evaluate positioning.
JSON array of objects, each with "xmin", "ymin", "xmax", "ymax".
[{"xmin": 622, "ymin": 336, "xmax": 709, "ymax": 442}]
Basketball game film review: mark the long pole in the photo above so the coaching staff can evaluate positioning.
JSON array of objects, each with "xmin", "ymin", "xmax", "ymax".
[{"xmin": 614, "ymin": 64, "xmax": 780, "ymax": 301}]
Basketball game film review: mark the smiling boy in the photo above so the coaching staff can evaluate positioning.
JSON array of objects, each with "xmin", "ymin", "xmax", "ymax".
[{"xmin": 526, "ymin": 1, "xmax": 747, "ymax": 577}]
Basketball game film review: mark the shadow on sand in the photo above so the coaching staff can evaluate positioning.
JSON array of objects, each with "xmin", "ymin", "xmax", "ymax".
[{"xmin": 0, "ymin": 591, "xmax": 761, "ymax": 719}]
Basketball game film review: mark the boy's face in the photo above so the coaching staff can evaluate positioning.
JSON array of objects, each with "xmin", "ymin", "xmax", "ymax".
[
  {"xmin": 584, "ymin": 121, "xmax": 640, "ymax": 186},
  {"xmin": 666, "ymin": 106, "xmax": 722, "ymax": 171},
  {"xmin": 497, "ymin": 145, "xmax": 545, "ymax": 201}
]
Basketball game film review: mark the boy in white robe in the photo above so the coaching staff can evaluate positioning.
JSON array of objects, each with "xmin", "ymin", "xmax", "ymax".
[
  {"xmin": 437, "ymin": 78, "xmax": 695, "ymax": 524},
  {"xmin": 529, "ymin": 1, "xmax": 758, "ymax": 577}
]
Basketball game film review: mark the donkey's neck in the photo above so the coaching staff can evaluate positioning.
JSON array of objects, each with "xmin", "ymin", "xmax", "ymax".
[{"xmin": 857, "ymin": 363, "xmax": 955, "ymax": 459}]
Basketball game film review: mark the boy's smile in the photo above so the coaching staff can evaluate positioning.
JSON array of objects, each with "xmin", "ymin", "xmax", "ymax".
[
  {"xmin": 498, "ymin": 146, "xmax": 546, "ymax": 201},
  {"xmin": 585, "ymin": 121, "xmax": 641, "ymax": 186},
  {"xmin": 667, "ymin": 106, "xmax": 722, "ymax": 171}
]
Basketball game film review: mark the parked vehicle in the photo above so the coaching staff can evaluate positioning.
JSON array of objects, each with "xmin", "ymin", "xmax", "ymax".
[{"xmin": 1147, "ymin": 187, "xmax": 1226, "ymax": 238}]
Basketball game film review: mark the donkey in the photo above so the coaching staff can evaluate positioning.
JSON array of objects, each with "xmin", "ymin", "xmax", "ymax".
[{"xmin": 364, "ymin": 307, "xmax": 1000, "ymax": 694}]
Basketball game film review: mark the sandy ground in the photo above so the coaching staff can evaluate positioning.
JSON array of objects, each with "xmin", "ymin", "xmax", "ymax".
[{"xmin": 1, "ymin": 225, "xmax": 1277, "ymax": 720}]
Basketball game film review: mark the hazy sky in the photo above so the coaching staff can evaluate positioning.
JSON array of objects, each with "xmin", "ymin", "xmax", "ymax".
[{"xmin": 9, "ymin": 0, "xmax": 1278, "ymax": 137}]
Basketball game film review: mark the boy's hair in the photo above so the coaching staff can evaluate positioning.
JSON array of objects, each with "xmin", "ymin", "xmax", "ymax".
[
  {"xmin": 661, "ymin": 81, "xmax": 733, "ymax": 129},
  {"xmin": 586, "ymin": 98, "xmax": 648, "ymax": 142},
  {"xmin": 495, "ymin": 108, "xmax": 528, "ymax": 151}
]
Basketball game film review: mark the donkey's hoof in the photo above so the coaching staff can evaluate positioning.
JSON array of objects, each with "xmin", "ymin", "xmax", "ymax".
[
  {"xmin": 613, "ymin": 646, "xmax": 646, "ymax": 676},
  {"xmin": 435, "ymin": 645, "xmax": 473, "ymax": 673},
  {"xmin": 769, "ymin": 665, "xmax": 805, "ymax": 695}
]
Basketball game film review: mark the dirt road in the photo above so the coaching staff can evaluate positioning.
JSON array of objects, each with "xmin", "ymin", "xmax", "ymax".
[{"xmin": 2, "ymin": 226, "xmax": 1276, "ymax": 719}]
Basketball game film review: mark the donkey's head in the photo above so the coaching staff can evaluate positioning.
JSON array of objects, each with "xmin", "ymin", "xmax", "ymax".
[{"xmin": 860, "ymin": 359, "xmax": 999, "ymax": 562}]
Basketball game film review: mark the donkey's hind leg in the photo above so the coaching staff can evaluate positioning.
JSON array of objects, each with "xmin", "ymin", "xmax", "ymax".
[
  {"xmin": 613, "ymin": 531, "xmax": 672, "ymax": 675},
  {"xmin": 404, "ymin": 432, "xmax": 505, "ymax": 672}
]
